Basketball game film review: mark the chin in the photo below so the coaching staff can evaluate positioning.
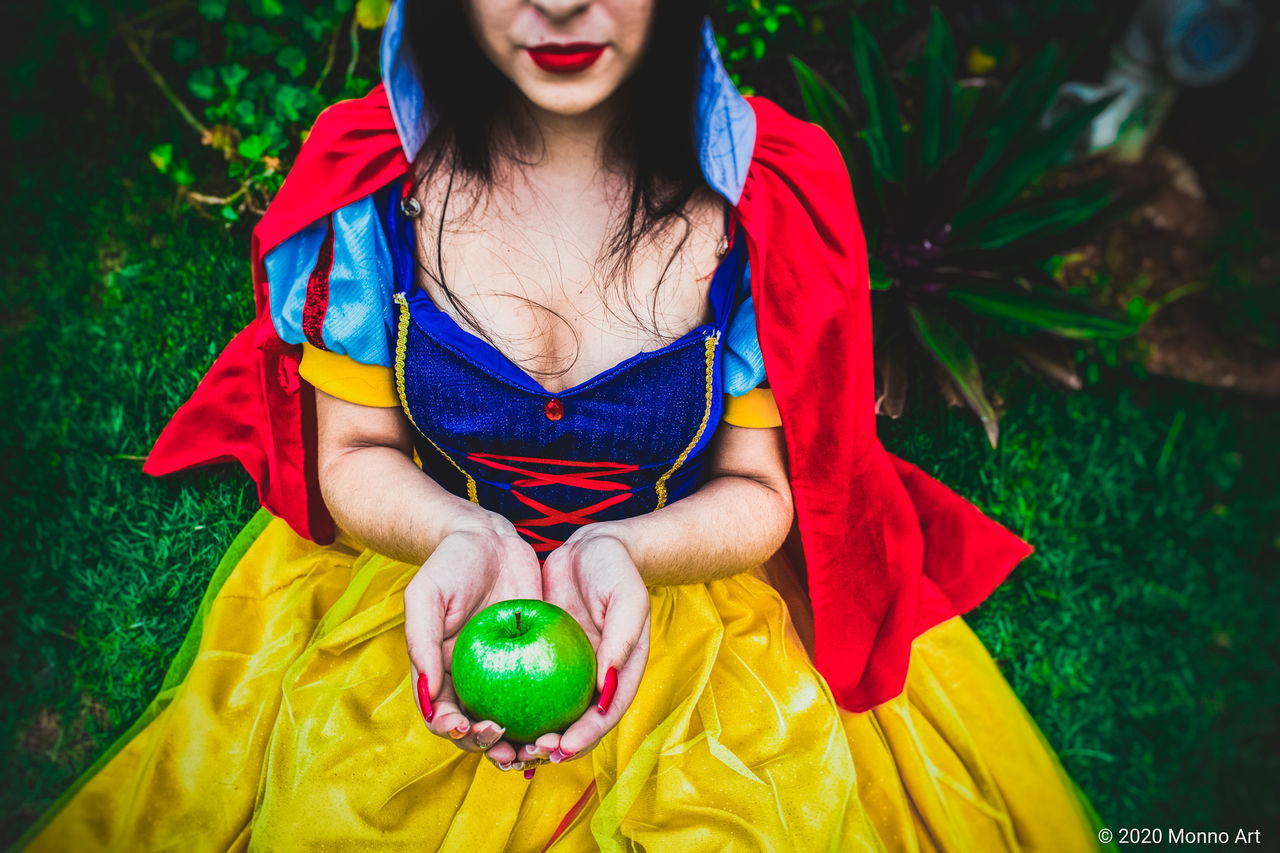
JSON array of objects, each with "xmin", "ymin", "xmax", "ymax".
[{"xmin": 521, "ymin": 81, "xmax": 620, "ymax": 118}]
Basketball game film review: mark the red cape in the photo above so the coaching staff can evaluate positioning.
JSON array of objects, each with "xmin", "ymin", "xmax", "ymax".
[{"xmin": 144, "ymin": 85, "xmax": 1033, "ymax": 713}]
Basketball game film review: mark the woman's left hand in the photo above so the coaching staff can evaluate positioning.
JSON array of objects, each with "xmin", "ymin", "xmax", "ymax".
[{"xmin": 518, "ymin": 526, "xmax": 651, "ymax": 768}]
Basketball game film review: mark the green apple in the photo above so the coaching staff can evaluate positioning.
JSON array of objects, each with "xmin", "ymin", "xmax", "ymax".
[{"xmin": 451, "ymin": 599, "xmax": 596, "ymax": 744}]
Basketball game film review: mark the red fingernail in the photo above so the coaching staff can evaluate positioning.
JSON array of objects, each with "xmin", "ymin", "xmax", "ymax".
[
  {"xmin": 597, "ymin": 666, "xmax": 618, "ymax": 715},
  {"xmin": 523, "ymin": 767, "xmax": 536, "ymax": 780},
  {"xmin": 417, "ymin": 672, "xmax": 434, "ymax": 723}
]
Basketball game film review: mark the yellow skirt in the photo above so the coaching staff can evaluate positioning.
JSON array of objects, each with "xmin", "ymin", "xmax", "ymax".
[{"xmin": 22, "ymin": 510, "xmax": 1107, "ymax": 851}]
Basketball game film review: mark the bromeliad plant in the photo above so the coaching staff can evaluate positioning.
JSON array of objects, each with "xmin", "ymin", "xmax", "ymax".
[{"xmin": 791, "ymin": 10, "xmax": 1148, "ymax": 447}]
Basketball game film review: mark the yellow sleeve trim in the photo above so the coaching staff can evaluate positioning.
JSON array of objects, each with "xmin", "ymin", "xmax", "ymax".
[
  {"xmin": 722, "ymin": 387, "xmax": 782, "ymax": 428},
  {"xmin": 299, "ymin": 342, "xmax": 400, "ymax": 408}
]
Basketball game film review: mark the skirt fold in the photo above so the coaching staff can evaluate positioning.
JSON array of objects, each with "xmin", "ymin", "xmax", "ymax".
[{"xmin": 24, "ymin": 515, "xmax": 1104, "ymax": 852}]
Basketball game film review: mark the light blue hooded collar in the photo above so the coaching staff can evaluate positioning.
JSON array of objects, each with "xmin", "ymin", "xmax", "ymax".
[{"xmin": 379, "ymin": 1, "xmax": 756, "ymax": 205}]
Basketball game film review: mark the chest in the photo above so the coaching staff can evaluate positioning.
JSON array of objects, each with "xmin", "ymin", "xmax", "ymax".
[
  {"xmin": 382, "ymin": 178, "xmax": 750, "ymax": 549},
  {"xmin": 408, "ymin": 179, "xmax": 726, "ymax": 394}
]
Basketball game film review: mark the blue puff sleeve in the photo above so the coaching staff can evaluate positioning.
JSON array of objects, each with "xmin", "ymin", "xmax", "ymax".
[
  {"xmin": 265, "ymin": 194, "xmax": 396, "ymax": 367},
  {"xmin": 722, "ymin": 261, "xmax": 768, "ymax": 396}
]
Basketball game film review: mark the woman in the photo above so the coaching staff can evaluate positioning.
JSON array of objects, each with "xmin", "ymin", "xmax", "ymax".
[{"xmin": 23, "ymin": 0, "xmax": 1109, "ymax": 849}]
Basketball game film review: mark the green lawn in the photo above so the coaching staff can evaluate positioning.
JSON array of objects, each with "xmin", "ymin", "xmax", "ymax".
[{"xmin": 2, "ymin": 123, "xmax": 1277, "ymax": 848}]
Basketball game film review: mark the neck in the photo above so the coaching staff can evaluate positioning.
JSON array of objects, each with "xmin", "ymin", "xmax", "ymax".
[{"xmin": 507, "ymin": 93, "xmax": 626, "ymax": 191}]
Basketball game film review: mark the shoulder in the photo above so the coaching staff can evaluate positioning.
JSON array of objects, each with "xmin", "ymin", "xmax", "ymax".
[
  {"xmin": 739, "ymin": 97, "xmax": 860, "ymax": 247},
  {"xmin": 743, "ymin": 96, "xmax": 849, "ymax": 185},
  {"xmin": 263, "ymin": 189, "xmax": 399, "ymax": 367},
  {"xmin": 255, "ymin": 84, "xmax": 409, "ymax": 261},
  {"xmin": 303, "ymin": 84, "xmax": 402, "ymax": 159}
]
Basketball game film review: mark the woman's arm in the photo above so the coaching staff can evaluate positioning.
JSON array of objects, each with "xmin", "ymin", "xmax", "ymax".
[
  {"xmin": 316, "ymin": 388, "xmax": 543, "ymax": 768},
  {"xmin": 563, "ymin": 422, "xmax": 794, "ymax": 586},
  {"xmin": 315, "ymin": 388, "xmax": 502, "ymax": 561}
]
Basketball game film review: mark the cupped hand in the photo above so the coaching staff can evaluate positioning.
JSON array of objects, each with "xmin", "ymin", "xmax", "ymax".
[
  {"xmin": 519, "ymin": 526, "xmax": 651, "ymax": 767},
  {"xmin": 404, "ymin": 514, "xmax": 542, "ymax": 768}
]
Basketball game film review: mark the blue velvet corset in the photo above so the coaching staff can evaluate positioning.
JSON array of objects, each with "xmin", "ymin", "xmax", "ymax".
[{"xmin": 380, "ymin": 181, "xmax": 748, "ymax": 555}]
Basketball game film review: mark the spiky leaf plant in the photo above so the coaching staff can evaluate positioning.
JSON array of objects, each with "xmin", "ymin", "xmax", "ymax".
[{"xmin": 792, "ymin": 9, "xmax": 1147, "ymax": 447}]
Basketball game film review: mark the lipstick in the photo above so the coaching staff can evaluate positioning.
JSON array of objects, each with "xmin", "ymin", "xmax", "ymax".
[{"xmin": 527, "ymin": 43, "xmax": 606, "ymax": 74}]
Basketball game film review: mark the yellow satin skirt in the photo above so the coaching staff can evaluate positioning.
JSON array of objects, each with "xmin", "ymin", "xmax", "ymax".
[{"xmin": 23, "ymin": 511, "xmax": 1107, "ymax": 851}]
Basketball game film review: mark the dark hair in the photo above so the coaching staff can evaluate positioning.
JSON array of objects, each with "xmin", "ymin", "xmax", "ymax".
[{"xmin": 402, "ymin": 0, "xmax": 716, "ymax": 379}]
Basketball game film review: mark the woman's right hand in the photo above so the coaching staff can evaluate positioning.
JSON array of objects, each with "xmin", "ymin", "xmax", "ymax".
[{"xmin": 404, "ymin": 510, "xmax": 542, "ymax": 769}]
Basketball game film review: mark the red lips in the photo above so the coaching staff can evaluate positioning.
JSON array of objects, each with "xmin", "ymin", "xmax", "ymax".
[{"xmin": 527, "ymin": 43, "xmax": 606, "ymax": 74}]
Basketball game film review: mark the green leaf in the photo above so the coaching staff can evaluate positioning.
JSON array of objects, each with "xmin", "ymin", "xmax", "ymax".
[
  {"xmin": 868, "ymin": 256, "xmax": 893, "ymax": 290},
  {"xmin": 946, "ymin": 286, "xmax": 1142, "ymax": 339},
  {"xmin": 343, "ymin": 76, "xmax": 373, "ymax": 98},
  {"xmin": 302, "ymin": 14, "xmax": 331, "ymax": 41},
  {"xmin": 248, "ymin": 0, "xmax": 284, "ymax": 18},
  {"xmin": 920, "ymin": 9, "xmax": 957, "ymax": 172},
  {"xmin": 954, "ymin": 93, "xmax": 1116, "ymax": 231},
  {"xmin": 850, "ymin": 17, "xmax": 903, "ymax": 180},
  {"xmin": 238, "ymin": 133, "xmax": 272, "ymax": 160},
  {"xmin": 219, "ymin": 63, "xmax": 249, "ymax": 92},
  {"xmin": 262, "ymin": 118, "xmax": 286, "ymax": 148},
  {"xmin": 355, "ymin": 0, "xmax": 391, "ymax": 29},
  {"xmin": 221, "ymin": 206, "xmax": 240, "ymax": 222},
  {"xmin": 335, "ymin": 0, "xmax": 355, "ymax": 11},
  {"xmin": 196, "ymin": 0, "xmax": 228, "ymax": 21},
  {"xmin": 788, "ymin": 57, "xmax": 856, "ymax": 167},
  {"xmin": 952, "ymin": 184, "xmax": 1115, "ymax": 249},
  {"xmin": 149, "ymin": 144, "xmax": 173, "ymax": 174},
  {"xmin": 967, "ymin": 45, "xmax": 1063, "ymax": 189},
  {"xmin": 171, "ymin": 160, "xmax": 195, "ymax": 186},
  {"xmin": 858, "ymin": 128, "xmax": 898, "ymax": 185},
  {"xmin": 246, "ymin": 25, "xmax": 278, "ymax": 55},
  {"xmin": 907, "ymin": 304, "xmax": 999, "ymax": 447},
  {"xmin": 171, "ymin": 37, "xmax": 199, "ymax": 65},
  {"xmin": 250, "ymin": 70, "xmax": 280, "ymax": 100},
  {"xmin": 276, "ymin": 46, "xmax": 308, "ymax": 78},
  {"xmin": 1127, "ymin": 296, "xmax": 1153, "ymax": 324},
  {"xmin": 274, "ymin": 85, "xmax": 309, "ymax": 122},
  {"xmin": 234, "ymin": 99, "xmax": 257, "ymax": 125},
  {"xmin": 187, "ymin": 68, "xmax": 217, "ymax": 101},
  {"xmin": 954, "ymin": 81, "xmax": 985, "ymax": 133}
]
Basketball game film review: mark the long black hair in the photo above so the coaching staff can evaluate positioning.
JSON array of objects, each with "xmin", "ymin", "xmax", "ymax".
[{"xmin": 402, "ymin": 0, "xmax": 717, "ymax": 378}]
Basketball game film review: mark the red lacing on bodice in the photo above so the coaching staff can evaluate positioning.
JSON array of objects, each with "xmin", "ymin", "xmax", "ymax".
[{"xmin": 465, "ymin": 452, "xmax": 639, "ymax": 554}]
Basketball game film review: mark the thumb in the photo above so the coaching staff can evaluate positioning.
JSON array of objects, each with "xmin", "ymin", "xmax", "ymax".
[{"xmin": 404, "ymin": 583, "xmax": 446, "ymax": 721}]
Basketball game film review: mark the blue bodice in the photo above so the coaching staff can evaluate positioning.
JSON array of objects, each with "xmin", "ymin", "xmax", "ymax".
[{"xmin": 380, "ymin": 181, "xmax": 748, "ymax": 554}]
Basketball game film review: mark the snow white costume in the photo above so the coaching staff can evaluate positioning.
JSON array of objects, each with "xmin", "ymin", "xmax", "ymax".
[{"xmin": 21, "ymin": 6, "xmax": 1109, "ymax": 850}]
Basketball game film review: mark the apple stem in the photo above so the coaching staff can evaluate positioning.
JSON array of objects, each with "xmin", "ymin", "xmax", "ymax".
[{"xmin": 516, "ymin": 611, "xmax": 521, "ymax": 632}]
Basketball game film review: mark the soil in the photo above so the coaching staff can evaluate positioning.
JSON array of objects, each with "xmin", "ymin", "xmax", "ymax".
[{"xmin": 1059, "ymin": 147, "xmax": 1280, "ymax": 396}]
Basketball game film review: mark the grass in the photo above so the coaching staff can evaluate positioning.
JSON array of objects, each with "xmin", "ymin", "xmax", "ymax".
[
  {"xmin": 0, "ymin": 126, "xmax": 260, "ymax": 843},
  {"xmin": 2, "ymin": 122, "xmax": 1277, "ymax": 849},
  {"xmin": 879, "ymin": 368, "xmax": 1279, "ymax": 835}
]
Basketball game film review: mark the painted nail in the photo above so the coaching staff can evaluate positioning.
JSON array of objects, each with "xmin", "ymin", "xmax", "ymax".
[
  {"xmin": 417, "ymin": 672, "xmax": 433, "ymax": 724},
  {"xmin": 523, "ymin": 767, "xmax": 536, "ymax": 780},
  {"xmin": 550, "ymin": 747, "xmax": 574, "ymax": 764},
  {"xmin": 448, "ymin": 725, "xmax": 468, "ymax": 740},
  {"xmin": 497, "ymin": 760, "xmax": 513, "ymax": 771},
  {"xmin": 597, "ymin": 666, "xmax": 619, "ymax": 715}
]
